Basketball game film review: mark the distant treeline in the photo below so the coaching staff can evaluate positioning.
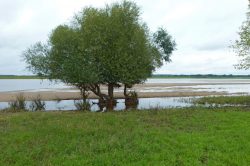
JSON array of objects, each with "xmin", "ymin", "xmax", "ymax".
[
  {"xmin": 1, "ymin": 74, "xmax": 250, "ymax": 79},
  {"xmin": 150, "ymin": 74, "xmax": 250, "ymax": 79},
  {"xmin": 0, "ymin": 75, "xmax": 43, "ymax": 79}
]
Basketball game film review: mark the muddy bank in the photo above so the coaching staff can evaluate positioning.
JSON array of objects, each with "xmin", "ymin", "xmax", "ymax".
[{"xmin": 2, "ymin": 81, "xmax": 250, "ymax": 102}]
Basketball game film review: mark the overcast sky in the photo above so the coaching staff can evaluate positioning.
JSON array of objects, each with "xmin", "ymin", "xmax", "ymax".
[{"xmin": 0, "ymin": 0, "xmax": 248, "ymax": 75}]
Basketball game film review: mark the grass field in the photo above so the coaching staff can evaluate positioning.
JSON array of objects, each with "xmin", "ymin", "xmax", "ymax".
[{"xmin": 1, "ymin": 107, "xmax": 250, "ymax": 165}]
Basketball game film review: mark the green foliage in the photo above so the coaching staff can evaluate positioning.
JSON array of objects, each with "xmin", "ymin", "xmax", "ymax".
[
  {"xmin": 153, "ymin": 28, "xmax": 176, "ymax": 62},
  {"xmin": 233, "ymin": 2, "xmax": 250, "ymax": 69},
  {"xmin": 23, "ymin": 0, "xmax": 176, "ymax": 102},
  {"xmin": 8, "ymin": 94, "xmax": 27, "ymax": 111},
  {"xmin": 23, "ymin": 42, "xmax": 50, "ymax": 77},
  {"xmin": 1, "ymin": 108, "xmax": 250, "ymax": 165}
]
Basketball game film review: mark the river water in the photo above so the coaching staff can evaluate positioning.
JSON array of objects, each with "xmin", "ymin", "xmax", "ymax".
[
  {"xmin": 1, "ymin": 79, "xmax": 250, "ymax": 93},
  {"xmin": 0, "ymin": 79, "xmax": 250, "ymax": 111}
]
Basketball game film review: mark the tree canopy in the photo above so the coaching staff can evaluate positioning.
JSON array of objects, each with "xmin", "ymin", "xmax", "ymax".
[
  {"xmin": 23, "ymin": 1, "xmax": 176, "ymax": 106},
  {"xmin": 233, "ymin": 1, "xmax": 250, "ymax": 69}
]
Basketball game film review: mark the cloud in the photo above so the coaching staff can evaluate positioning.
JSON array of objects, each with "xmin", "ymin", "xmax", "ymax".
[
  {"xmin": 195, "ymin": 43, "xmax": 227, "ymax": 51},
  {"xmin": 0, "ymin": 0, "xmax": 249, "ymax": 75},
  {"xmin": 156, "ymin": 49, "xmax": 241, "ymax": 75},
  {"xmin": 164, "ymin": 2, "xmax": 201, "ymax": 23}
]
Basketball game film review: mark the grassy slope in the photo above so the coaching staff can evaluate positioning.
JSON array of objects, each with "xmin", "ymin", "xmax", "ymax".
[{"xmin": 1, "ymin": 108, "xmax": 250, "ymax": 165}]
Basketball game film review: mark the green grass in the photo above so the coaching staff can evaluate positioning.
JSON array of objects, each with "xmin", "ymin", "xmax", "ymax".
[
  {"xmin": 1, "ymin": 108, "xmax": 250, "ymax": 165},
  {"xmin": 194, "ymin": 95, "xmax": 250, "ymax": 105}
]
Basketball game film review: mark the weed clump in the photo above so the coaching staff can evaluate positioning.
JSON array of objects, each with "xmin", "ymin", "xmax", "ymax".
[
  {"xmin": 74, "ymin": 100, "xmax": 91, "ymax": 111},
  {"xmin": 8, "ymin": 94, "xmax": 27, "ymax": 112},
  {"xmin": 30, "ymin": 95, "xmax": 46, "ymax": 111}
]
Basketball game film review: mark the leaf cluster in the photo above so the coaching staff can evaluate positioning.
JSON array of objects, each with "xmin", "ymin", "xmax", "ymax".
[{"xmin": 233, "ymin": 2, "xmax": 250, "ymax": 69}]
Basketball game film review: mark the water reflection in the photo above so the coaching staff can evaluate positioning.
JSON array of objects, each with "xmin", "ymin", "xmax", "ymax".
[{"xmin": 0, "ymin": 97, "xmax": 193, "ymax": 111}]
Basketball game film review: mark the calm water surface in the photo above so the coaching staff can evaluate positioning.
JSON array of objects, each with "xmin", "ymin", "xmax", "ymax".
[
  {"xmin": 0, "ymin": 97, "xmax": 193, "ymax": 111},
  {"xmin": 1, "ymin": 79, "xmax": 250, "ymax": 93},
  {"xmin": 0, "ymin": 79, "xmax": 67, "ymax": 92}
]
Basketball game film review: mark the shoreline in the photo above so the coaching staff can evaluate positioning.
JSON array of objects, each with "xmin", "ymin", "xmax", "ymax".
[{"xmin": 0, "ymin": 91, "xmax": 228, "ymax": 102}]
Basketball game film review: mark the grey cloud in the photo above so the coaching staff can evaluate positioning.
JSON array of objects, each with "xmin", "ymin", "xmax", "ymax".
[
  {"xmin": 0, "ymin": 0, "xmax": 249, "ymax": 75},
  {"xmin": 194, "ymin": 41, "xmax": 229, "ymax": 51}
]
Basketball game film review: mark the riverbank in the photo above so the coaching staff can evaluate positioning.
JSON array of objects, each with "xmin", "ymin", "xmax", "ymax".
[
  {"xmin": 0, "ymin": 91, "xmax": 227, "ymax": 102},
  {"xmin": 1, "ymin": 107, "xmax": 249, "ymax": 165}
]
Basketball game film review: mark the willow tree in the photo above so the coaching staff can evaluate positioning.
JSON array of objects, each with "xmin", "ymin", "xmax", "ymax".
[
  {"xmin": 23, "ymin": 1, "xmax": 176, "ymax": 108},
  {"xmin": 233, "ymin": 1, "xmax": 250, "ymax": 69},
  {"xmin": 76, "ymin": 1, "xmax": 176, "ymax": 102}
]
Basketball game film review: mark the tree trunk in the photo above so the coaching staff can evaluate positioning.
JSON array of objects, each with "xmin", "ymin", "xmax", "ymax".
[
  {"xmin": 89, "ymin": 83, "xmax": 117, "ymax": 111},
  {"xmin": 89, "ymin": 84, "xmax": 108, "ymax": 101},
  {"xmin": 106, "ymin": 83, "xmax": 115, "ymax": 110},
  {"xmin": 108, "ymin": 83, "xmax": 114, "ymax": 100},
  {"xmin": 79, "ymin": 85, "xmax": 88, "ymax": 103},
  {"xmin": 124, "ymin": 84, "xmax": 128, "ymax": 97}
]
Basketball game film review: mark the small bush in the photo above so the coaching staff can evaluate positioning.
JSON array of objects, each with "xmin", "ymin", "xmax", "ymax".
[
  {"xmin": 30, "ymin": 95, "xmax": 46, "ymax": 111},
  {"xmin": 74, "ymin": 100, "xmax": 91, "ymax": 111},
  {"xmin": 125, "ymin": 91, "xmax": 139, "ymax": 110},
  {"xmin": 8, "ymin": 94, "xmax": 27, "ymax": 111}
]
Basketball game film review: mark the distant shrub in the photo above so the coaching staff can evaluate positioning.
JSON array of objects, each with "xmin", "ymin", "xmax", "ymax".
[
  {"xmin": 74, "ymin": 100, "xmax": 91, "ymax": 111},
  {"xmin": 8, "ymin": 94, "xmax": 27, "ymax": 111},
  {"xmin": 29, "ymin": 95, "xmax": 46, "ymax": 111}
]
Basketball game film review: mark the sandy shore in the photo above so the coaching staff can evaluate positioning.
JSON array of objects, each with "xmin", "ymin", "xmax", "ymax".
[
  {"xmin": 0, "ymin": 82, "xmax": 234, "ymax": 102},
  {"xmin": 0, "ymin": 91, "xmax": 228, "ymax": 102}
]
